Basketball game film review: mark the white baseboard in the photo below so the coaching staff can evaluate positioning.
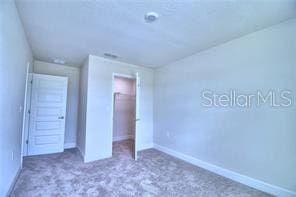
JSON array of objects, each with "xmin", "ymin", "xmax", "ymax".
[
  {"xmin": 7, "ymin": 166, "xmax": 22, "ymax": 196},
  {"xmin": 76, "ymin": 144, "xmax": 85, "ymax": 162},
  {"xmin": 113, "ymin": 135, "xmax": 134, "ymax": 142},
  {"xmin": 154, "ymin": 144, "xmax": 296, "ymax": 197},
  {"xmin": 64, "ymin": 142, "xmax": 76, "ymax": 149},
  {"xmin": 138, "ymin": 143, "xmax": 154, "ymax": 151}
]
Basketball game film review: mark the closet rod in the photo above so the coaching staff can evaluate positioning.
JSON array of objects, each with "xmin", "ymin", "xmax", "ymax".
[{"xmin": 114, "ymin": 92, "xmax": 135, "ymax": 97}]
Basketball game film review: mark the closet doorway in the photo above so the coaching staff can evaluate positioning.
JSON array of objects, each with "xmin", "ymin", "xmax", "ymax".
[{"xmin": 112, "ymin": 73, "xmax": 140, "ymax": 160}]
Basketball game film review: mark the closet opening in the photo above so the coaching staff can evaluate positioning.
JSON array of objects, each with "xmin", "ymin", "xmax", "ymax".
[{"xmin": 112, "ymin": 75, "xmax": 137, "ymax": 159}]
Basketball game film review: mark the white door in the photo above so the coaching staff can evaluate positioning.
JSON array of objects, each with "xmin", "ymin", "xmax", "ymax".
[
  {"xmin": 28, "ymin": 74, "xmax": 68, "ymax": 156},
  {"xmin": 134, "ymin": 73, "xmax": 140, "ymax": 160}
]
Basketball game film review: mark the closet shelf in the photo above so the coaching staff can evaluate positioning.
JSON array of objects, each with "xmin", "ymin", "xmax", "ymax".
[{"xmin": 114, "ymin": 92, "xmax": 135, "ymax": 97}]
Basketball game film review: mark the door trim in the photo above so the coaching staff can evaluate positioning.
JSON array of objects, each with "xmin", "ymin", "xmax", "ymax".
[{"xmin": 21, "ymin": 63, "xmax": 31, "ymax": 160}]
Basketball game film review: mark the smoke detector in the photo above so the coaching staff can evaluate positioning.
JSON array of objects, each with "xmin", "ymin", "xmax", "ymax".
[{"xmin": 145, "ymin": 12, "xmax": 159, "ymax": 23}]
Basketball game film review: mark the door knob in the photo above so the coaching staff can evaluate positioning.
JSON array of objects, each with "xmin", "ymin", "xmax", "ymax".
[
  {"xmin": 134, "ymin": 118, "xmax": 140, "ymax": 121},
  {"xmin": 58, "ymin": 116, "xmax": 64, "ymax": 119}
]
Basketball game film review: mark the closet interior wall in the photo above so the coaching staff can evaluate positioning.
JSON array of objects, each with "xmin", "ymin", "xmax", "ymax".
[{"xmin": 113, "ymin": 76, "xmax": 136, "ymax": 142}]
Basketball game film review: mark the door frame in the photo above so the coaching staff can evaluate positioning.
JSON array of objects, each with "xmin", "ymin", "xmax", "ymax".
[
  {"xmin": 111, "ymin": 73, "xmax": 138, "ymax": 159},
  {"xmin": 21, "ymin": 73, "xmax": 33, "ymax": 157},
  {"xmin": 21, "ymin": 63, "xmax": 32, "ymax": 161}
]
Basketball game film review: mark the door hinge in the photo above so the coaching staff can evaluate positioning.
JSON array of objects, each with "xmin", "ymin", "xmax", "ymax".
[
  {"xmin": 30, "ymin": 79, "xmax": 33, "ymax": 84},
  {"xmin": 26, "ymin": 139, "xmax": 29, "ymax": 144},
  {"xmin": 28, "ymin": 109, "xmax": 31, "ymax": 114}
]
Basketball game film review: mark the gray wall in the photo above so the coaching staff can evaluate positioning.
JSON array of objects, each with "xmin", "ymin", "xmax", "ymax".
[
  {"xmin": 33, "ymin": 60, "xmax": 80, "ymax": 148},
  {"xmin": 154, "ymin": 18, "xmax": 296, "ymax": 192},
  {"xmin": 0, "ymin": 0, "xmax": 33, "ymax": 195},
  {"xmin": 77, "ymin": 57, "xmax": 89, "ymax": 157}
]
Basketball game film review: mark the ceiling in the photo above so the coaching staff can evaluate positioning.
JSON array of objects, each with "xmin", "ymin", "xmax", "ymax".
[{"xmin": 16, "ymin": 0, "xmax": 296, "ymax": 67}]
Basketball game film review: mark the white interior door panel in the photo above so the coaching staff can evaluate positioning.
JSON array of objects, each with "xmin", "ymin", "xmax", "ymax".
[{"xmin": 28, "ymin": 74, "xmax": 68, "ymax": 156}]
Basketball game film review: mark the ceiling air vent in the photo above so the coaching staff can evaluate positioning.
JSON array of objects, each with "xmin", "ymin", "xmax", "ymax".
[
  {"xmin": 52, "ymin": 58, "xmax": 65, "ymax": 65},
  {"xmin": 104, "ymin": 53, "xmax": 118, "ymax": 59}
]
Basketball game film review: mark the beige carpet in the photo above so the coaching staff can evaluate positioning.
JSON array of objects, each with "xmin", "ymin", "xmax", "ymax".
[{"xmin": 11, "ymin": 140, "xmax": 271, "ymax": 197}]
